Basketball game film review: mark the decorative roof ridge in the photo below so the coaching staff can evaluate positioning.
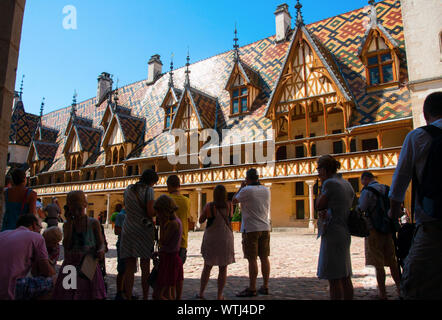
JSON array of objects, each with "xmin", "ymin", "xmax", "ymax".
[
  {"xmin": 188, "ymin": 86, "xmax": 218, "ymax": 102},
  {"xmin": 74, "ymin": 123, "xmax": 102, "ymax": 133},
  {"xmin": 116, "ymin": 112, "xmax": 145, "ymax": 122},
  {"xmin": 33, "ymin": 140, "xmax": 58, "ymax": 147}
]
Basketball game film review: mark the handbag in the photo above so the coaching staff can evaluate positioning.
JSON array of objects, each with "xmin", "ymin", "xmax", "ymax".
[
  {"xmin": 147, "ymin": 225, "xmax": 160, "ymax": 289},
  {"xmin": 78, "ymin": 253, "xmax": 98, "ymax": 281},
  {"xmin": 348, "ymin": 207, "xmax": 370, "ymax": 237}
]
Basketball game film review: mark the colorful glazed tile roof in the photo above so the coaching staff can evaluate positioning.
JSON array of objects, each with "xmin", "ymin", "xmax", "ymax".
[
  {"xmin": 9, "ymin": 98, "xmax": 40, "ymax": 147},
  {"xmin": 19, "ymin": 0, "xmax": 409, "ymax": 173},
  {"xmin": 33, "ymin": 141, "xmax": 58, "ymax": 161}
]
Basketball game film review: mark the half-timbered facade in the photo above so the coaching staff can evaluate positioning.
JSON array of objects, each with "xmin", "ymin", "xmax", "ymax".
[{"xmin": 14, "ymin": 0, "xmax": 414, "ymax": 228}]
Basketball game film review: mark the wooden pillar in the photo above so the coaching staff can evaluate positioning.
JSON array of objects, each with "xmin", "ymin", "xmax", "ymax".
[
  {"xmin": 323, "ymin": 105, "xmax": 328, "ymax": 135},
  {"xmin": 304, "ymin": 101, "xmax": 310, "ymax": 138},
  {"xmin": 288, "ymin": 108, "xmax": 293, "ymax": 140},
  {"xmin": 377, "ymin": 130, "xmax": 383, "ymax": 150}
]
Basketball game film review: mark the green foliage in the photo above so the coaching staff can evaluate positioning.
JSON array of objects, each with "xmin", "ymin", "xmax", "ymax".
[{"xmin": 231, "ymin": 205, "xmax": 242, "ymax": 222}]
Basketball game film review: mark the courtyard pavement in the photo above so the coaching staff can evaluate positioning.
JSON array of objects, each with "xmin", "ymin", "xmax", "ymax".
[{"xmin": 57, "ymin": 227, "xmax": 400, "ymax": 300}]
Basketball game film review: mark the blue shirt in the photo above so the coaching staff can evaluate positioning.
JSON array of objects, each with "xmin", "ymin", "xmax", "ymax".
[{"xmin": 115, "ymin": 210, "xmax": 126, "ymax": 239}]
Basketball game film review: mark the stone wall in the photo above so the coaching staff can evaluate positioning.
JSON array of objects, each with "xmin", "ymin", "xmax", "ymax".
[
  {"xmin": 0, "ymin": 0, "xmax": 26, "ymax": 224},
  {"xmin": 401, "ymin": 0, "xmax": 442, "ymax": 128}
]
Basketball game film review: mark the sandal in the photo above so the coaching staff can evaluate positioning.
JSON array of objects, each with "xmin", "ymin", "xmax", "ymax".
[
  {"xmin": 236, "ymin": 288, "xmax": 257, "ymax": 298},
  {"xmin": 258, "ymin": 286, "xmax": 269, "ymax": 295}
]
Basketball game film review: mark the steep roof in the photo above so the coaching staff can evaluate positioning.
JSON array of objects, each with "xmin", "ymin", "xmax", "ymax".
[{"xmin": 34, "ymin": 0, "xmax": 409, "ymax": 172}]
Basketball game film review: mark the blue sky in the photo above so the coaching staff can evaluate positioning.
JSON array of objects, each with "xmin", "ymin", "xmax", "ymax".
[{"xmin": 17, "ymin": 0, "xmax": 370, "ymax": 115}]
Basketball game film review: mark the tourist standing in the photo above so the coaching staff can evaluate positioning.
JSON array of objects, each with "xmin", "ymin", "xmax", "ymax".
[
  {"xmin": 198, "ymin": 185, "xmax": 235, "ymax": 300},
  {"xmin": 153, "ymin": 195, "xmax": 183, "ymax": 300},
  {"xmin": 316, "ymin": 155, "xmax": 355, "ymax": 300},
  {"xmin": 0, "ymin": 214, "xmax": 55, "ymax": 300},
  {"xmin": 44, "ymin": 197, "xmax": 61, "ymax": 228},
  {"xmin": 110, "ymin": 204, "xmax": 123, "ymax": 230},
  {"xmin": 167, "ymin": 175, "xmax": 190, "ymax": 264},
  {"xmin": 233, "ymin": 168, "xmax": 271, "ymax": 297},
  {"xmin": 52, "ymin": 190, "xmax": 106, "ymax": 300},
  {"xmin": 114, "ymin": 207, "xmax": 136, "ymax": 300},
  {"xmin": 358, "ymin": 171, "xmax": 401, "ymax": 299},
  {"xmin": 389, "ymin": 92, "xmax": 442, "ymax": 299},
  {"xmin": 2, "ymin": 168, "xmax": 37, "ymax": 231},
  {"xmin": 120, "ymin": 169, "xmax": 158, "ymax": 300}
]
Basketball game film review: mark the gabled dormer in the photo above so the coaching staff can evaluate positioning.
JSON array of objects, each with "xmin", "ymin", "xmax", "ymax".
[
  {"xmin": 161, "ymin": 87, "xmax": 182, "ymax": 130},
  {"xmin": 27, "ymin": 141, "xmax": 58, "ymax": 176},
  {"xmin": 225, "ymin": 29, "xmax": 262, "ymax": 116},
  {"xmin": 101, "ymin": 111, "xmax": 145, "ymax": 166},
  {"xmin": 63, "ymin": 124, "xmax": 102, "ymax": 171},
  {"xmin": 359, "ymin": 4, "xmax": 400, "ymax": 91},
  {"xmin": 266, "ymin": 1, "xmax": 354, "ymax": 141},
  {"xmin": 170, "ymin": 55, "xmax": 217, "ymax": 132}
]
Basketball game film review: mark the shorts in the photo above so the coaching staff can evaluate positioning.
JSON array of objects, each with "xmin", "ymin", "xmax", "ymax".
[
  {"xmin": 116, "ymin": 239, "xmax": 137, "ymax": 274},
  {"xmin": 15, "ymin": 277, "xmax": 53, "ymax": 300},
  {"xmin": 365, "ymin": 229, "xmax": 397, "ymax": 268},
  {"xmin": 242, "ymin": 231, "xmax": 270, "ymax": 260},
  {"xmin": 179, "ymin": 247, "xmax": 187, "ymax": 265}
]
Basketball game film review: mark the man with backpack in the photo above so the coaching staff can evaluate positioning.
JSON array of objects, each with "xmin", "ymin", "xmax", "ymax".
[
  {"xmin": 389, "ymin": 92, "xmax": 442, "ymax": 300},
  {"xmin": 359, "ymin": 171, "xmax": 401, "ymax": 300}
]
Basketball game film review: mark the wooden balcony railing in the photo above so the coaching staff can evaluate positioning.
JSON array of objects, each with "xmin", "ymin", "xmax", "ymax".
[{"xmin": 33, "ymin": 147, "xmax": 401, "ymax": 196}]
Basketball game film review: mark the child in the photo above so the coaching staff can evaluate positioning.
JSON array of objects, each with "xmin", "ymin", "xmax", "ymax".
[
  {"xmin": 42, "ymin": 226, "xmax": 63, "ymax": 269},
  {"xmin": 152, "ymin": 195, "xmax": 183, "ymax": 300}
]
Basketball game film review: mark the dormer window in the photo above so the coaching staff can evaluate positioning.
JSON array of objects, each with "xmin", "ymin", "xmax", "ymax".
[
  {"xmin": 232, "ymin": 86, "xmax": 248, "ymax": 115},
  {"xmin": 360, "ymin": 29, "xmax": 400, "ymax": 91},
  {"xmin": 366, "ymin": 41, "xmax": 394, "ymax": 86},
  {"xmin": 165, "ymin": 103, "xmax": 178, "ymax": 129}
]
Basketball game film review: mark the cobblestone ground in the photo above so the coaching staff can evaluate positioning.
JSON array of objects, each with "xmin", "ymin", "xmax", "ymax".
[{"xmin": 58, "ymin": 228, "xmax": 400, "ymax": 300}]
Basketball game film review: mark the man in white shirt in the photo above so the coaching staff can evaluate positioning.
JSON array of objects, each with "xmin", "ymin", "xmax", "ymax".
[
  {"xmin": 389, "ymin": 92, "xmax": 442, "ymax": 299},
  {"xmin": 233, "ymin": 169, "xmax": 271, "ymax": 297}
]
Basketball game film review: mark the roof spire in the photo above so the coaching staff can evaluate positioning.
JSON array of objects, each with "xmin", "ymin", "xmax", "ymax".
[
  {"xmin": 40, "ymin": 97, "xmax": 45, "ymax": 118},
  {"xmin": 169, "ymin": 52, "xmax": 175, "ymax": 88},
  {"xmin": 19, "ymin": 75, "xmax": 25, "ymax": 100},
  {"xmin": 71, "ymin": 90, "xmax": 77, "ymax": 117},
  {"xmin": 113, "ymin": 78, "xmax": 119, "ymax": 110},
  {"xmin": 233, "ymin": 23, "xmax": 240, "ymax": 62},
  {"xmin": 295, "ymin": 0, "xmax": 304, "ymax": 27},
  {"xmin": 184, "ymin": 49, "xmax": 191, "ymax": 88}
]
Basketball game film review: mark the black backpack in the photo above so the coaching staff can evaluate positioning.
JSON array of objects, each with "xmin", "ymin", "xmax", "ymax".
[
  {"xmin": 363, "ymin": 185, "xmax": 399, "ymax": 234},
  {"xmin": 417, "ymin": 125, "xmax": 442, "ymax": 219}
]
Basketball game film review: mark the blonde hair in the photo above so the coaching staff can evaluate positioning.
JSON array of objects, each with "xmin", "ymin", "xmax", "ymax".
[
  {"xmin": 154, "ymin": 195, "xmax": 178, "ymax": 220},
  {"xmin": 43, "ymin": 226, "xmax": 63, "ymax": 244},
  {"xmin": 66, "ymin": 190, "xmax": 88, "ymax": 218}
]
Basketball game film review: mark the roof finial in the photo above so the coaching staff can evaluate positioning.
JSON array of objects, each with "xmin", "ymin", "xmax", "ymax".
[
  {"xmin": 114, "ymin": 78, "xmax": 119, "ymax": 109},
  {"xmin": 169, "ymin": 52, "xmax": 175, "ymax": 88},
  {"xmin": 19, "ymin": 75, "xmax": 25, "ymax": 100},
  {"xmin": 368, "ymin": 0, "xmax": 375, "ymax": 5},
  {"xmin": 184, "ymin": 48, "xmax": 191, "ymax": 88},
  {"xmin": 40, "ymin": 97, "xmax": 45, "ymax": 118},
  {"xmin": 295, "ymin": 0, "xmax": 304, "ymax": 27},
  {"xmin": 233, "ymin": 23, "xmax": 240, "ymax": 62},
  {"xmin": 71, "ymin": 90, "xmax": 77, "ymax": 116}
]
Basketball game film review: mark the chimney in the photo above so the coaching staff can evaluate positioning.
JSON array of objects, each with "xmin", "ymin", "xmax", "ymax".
[
  {"xmin": 274, "ymin": 4, "xmax": 292, "ymax": 42},
  {"xmin": 97, "ymin": 72, "xmax": 113, "ymax": 104},
  {"xmin": 147, "ymin": 54, "xmax": 163, "ymax": 83}
]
